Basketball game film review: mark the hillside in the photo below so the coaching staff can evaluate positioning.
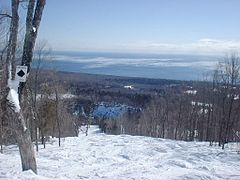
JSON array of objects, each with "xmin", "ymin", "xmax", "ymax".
[{"xmin": 0, "ymin": 126, "xmax": 239, "ymax": 180}]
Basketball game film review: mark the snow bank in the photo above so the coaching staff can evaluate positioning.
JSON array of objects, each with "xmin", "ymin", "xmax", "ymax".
[{"xmin": 0, "ymin": 126, "xmax": 240, "ymax": 179}]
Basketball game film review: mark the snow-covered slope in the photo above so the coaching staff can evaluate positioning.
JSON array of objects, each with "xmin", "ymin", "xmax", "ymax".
[{"xmin": 0, "ymin": 126, "xmax": 240, "ymax": 180}]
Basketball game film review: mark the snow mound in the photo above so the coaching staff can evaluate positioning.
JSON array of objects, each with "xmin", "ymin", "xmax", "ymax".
[{"xmin": 0, "ymin": 126, "xmax": 240, "ymax": 179}]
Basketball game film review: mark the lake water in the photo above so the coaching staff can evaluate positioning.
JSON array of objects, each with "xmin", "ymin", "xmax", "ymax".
[{"xmin": 37, "ymin": 51, "xmax": 221, "ymax": 81}]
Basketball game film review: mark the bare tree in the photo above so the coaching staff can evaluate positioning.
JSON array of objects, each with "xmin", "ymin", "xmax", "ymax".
[
  {"xmin": 27, "ymin": 41, "xmax": 51, "ymax": 151},
  {"xmin": 213, "ymin": 53, "xmax": 240, "ymax": 149},
  {"xmin": 1, "ymin": 0, "xmax": 46, "ymax": 173}
]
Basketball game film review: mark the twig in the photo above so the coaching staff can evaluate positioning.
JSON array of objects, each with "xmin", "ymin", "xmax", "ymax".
[{"xmin": 0, "ymin": 13, "xmax": 12, "ymax": 19}]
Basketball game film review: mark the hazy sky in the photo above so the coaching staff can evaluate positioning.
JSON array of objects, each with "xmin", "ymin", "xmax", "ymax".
[{"xmin": 2, "ymin": 0, "xmax": 240, "ymax": 54}]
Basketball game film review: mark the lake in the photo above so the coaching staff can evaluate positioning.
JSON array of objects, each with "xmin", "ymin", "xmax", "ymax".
[{"xmin": 36, "ymin": 51, "xmax": 221, "ymax": 81}]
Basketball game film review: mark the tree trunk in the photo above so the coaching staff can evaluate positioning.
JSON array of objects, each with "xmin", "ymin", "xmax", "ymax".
[
  {"xmin": 55, "ymin": 89, "xmax": 61, "ymax": 147},
  {"xmin": 17, "ymin": 0, "xmax": 45, "ymax": 172},
  {"xmin": 13, "ymin": 112, "xmax": 37, "ymax": 173},
  {"xmin": 19, "ymin": 0, "xmax": 46, "ymax": 98},
  {"xmin": 0, "ymin": 120, "xmax": 3, "ymax": 154}
]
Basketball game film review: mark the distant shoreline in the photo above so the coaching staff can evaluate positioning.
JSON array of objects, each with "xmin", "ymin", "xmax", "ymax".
[{"xmin": 33, "ymin": 51, "xmax": 219, "ymax": 81}]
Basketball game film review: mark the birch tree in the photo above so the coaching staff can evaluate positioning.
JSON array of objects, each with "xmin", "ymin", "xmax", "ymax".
[{"xmin": 1, "ymin": 0, "xmax": 46, "ymax": 174}]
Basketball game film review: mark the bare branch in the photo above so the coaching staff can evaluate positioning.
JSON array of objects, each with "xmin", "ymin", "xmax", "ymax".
[{"xmin": 0, "ymin": 13, "xmax": 12, "ymax": 20}]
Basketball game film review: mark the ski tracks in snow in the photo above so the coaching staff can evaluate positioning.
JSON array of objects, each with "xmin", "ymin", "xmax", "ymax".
[{"xmin": 0, "ymin": 126, "xmax": 240, "ymax": 179}]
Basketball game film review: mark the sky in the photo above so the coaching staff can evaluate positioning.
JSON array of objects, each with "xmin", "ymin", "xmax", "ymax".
[{"xmin": 2, "ymin": 0, "xmax": 240, "ymax": 55}]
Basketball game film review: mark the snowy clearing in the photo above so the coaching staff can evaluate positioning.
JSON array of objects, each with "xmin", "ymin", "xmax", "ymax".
[{"xmin": 0, "ymin": 126, "xmax": 240, "ymax": 180}]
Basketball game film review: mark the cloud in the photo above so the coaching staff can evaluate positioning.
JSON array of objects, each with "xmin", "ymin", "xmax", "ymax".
[
  {"xmin": 197, "ymin": 38, "xmax": 240, "ymax": 50},
  {"xmin": 51, "ymin": 38, "xmax": 240, "ymax": 55},
  {"xmin": 118, "ymin": 39, "xmax": 240, "ymax": 55},
  {"xmin": 52, "ymin": 54, "xmax": 218, "ymax": 70}
]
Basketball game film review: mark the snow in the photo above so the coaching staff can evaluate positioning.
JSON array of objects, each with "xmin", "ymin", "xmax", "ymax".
[
  {"xmin": 7, "ymin": 64, "xmax": 21, "ymax": 113},
  {"xmin": 0, "ymin": 126, "xmax": 240, "ymax": 179},
  {"xmin": 185, "ymin": 90, "xmax": 197, "ymax": 95},
  {"xmin": 32, "ymin": 27, "xmax": 37, "ymax": 33},
  {"xmin": 199, "ymin": 108, "xmax": 208, "ymax": 114},
  {"xmin": 124, "ymin": 85, "xmax": 134, "ymax": 90},
  {"xmin": 92, "ymin": 102, "xmax": 136, "ymax": 118},
  {"xmin": 36, "ymin": 93, "xmax": 77, "ymax": 100},
  {"xmin": 7, "ymin": 89, "xmax": 21, "ymax": 113},
  {"xmin": 61, "ymin": 93, "xmax": 76, "ymax": 99},
  {"xmin": 234, "ymin": 95, "xmax": 239, "ymax": 100},
  {"xmin": 191, "ymin": 101, "xmax": 212, "ymax": 107}
]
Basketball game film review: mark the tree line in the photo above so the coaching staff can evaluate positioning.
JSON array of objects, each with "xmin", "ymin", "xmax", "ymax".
[{"xmin": 103, "ymin": 54, "xmax": 240, "ymax": 149}]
